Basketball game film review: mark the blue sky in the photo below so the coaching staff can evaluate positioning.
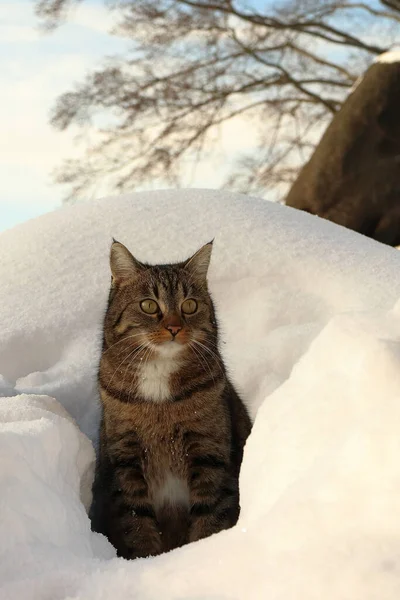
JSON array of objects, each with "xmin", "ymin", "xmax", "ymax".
[{"xmin": 0, "ymin": 0, "xmax": 129, "ymax": 231}]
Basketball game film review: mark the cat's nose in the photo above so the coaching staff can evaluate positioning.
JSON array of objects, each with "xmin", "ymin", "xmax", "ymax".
[{"xmin": 166, "ymin": 324, "xmax": 182, "ymax": 337}]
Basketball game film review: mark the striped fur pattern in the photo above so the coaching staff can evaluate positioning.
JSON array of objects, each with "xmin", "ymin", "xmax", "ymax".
[{"xmin": 90, "ymin": 240, "xmax": 252, "ymax": 559}]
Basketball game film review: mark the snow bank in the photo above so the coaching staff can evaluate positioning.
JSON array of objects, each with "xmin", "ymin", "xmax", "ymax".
[
  {"xmin": 0, "ymin": 394, "xmax": 114, "ymax": 600},
  {"xmin": 2, "ymin": 189, "xmax": 400, "ymax": 599}
]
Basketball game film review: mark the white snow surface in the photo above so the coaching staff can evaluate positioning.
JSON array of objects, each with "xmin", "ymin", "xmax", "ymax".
[
  {"xmin": 2, "ymin": 189, "xmax": 400, "ymax": 598},
  {"xmin": 375, "ymin": 49, "xmax": 400, "ymax": 64}
]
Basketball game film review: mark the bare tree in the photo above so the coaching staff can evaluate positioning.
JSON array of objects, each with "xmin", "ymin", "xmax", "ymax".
[{"xmin": 35, "ymin": 0, "xmax": 400, "ymax": 201}]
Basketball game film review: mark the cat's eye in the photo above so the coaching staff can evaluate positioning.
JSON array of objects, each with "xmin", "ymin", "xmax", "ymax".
[
  {"xmin": 140, "ymin": 299, "xmax": 159, "ymax": 314},
  {"xmin": 181, "ymin": 299, "xmax": 198, "ymax": 314}
]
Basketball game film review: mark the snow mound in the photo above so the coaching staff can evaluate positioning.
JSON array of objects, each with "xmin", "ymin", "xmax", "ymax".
[{"xmin": 2, "ymin": 189, "xmax": 400, "ymax": 598}]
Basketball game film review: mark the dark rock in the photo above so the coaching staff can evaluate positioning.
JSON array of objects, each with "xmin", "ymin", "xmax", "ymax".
[{"xmin": 285, "ymin": 54, "xmax": 400, "ymax": 246}]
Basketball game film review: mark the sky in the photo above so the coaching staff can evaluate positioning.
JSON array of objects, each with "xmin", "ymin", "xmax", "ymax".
[
  {"xmin": 1, "ymin": 0, "xmax": 394, "ymax": 233},
  {"xmin": 0, "ymin": 0, "xmax": 130, "ymax": 231},
  {"xmin": 0, "ymin": 0, "xmax": 261, "ymax": 233}
]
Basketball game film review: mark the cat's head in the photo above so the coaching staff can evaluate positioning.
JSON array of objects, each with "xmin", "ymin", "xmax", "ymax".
[{"xmin": 103, "ymin": 240, "xmax": 217, "ymax": 359}]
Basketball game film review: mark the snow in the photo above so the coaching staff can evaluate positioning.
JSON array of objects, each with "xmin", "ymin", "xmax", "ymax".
[
  {"xmin": 0, "ymin": 395, "xmax": 114, "ymax": 580},
  {"xmin": 2, "ymin": 189, "xmax": 400, "ymax": 598},
  {"xmin": 375, "ymin": 49, "xmax": 400, "ymax": 64},
  {"xmin": 351, "ymin": 48, "xmax": 400, "ymax": 93}
]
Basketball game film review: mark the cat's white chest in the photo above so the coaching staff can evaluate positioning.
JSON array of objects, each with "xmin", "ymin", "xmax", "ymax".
[{"xmin": 137, "ymin": 352, "xmax": 179, "ymax": 402}]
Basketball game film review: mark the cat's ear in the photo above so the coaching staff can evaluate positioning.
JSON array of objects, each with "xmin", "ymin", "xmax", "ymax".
[
  {"xmin": 183, "ymin": 240, "xmax": 213, "ymax": 283},
  {"xmin": 110, "ymin": 239, "xmax": 144, "ymax": 283}
]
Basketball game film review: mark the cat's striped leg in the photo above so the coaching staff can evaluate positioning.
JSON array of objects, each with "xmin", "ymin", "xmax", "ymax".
[
  {"xmin": 108, "ymin": 478, "xmax": 162, "ymax": 558},
  {"xmin": 109, "ymin": 494, "xmax": 162, "ymax": 559},
  {"xmin": 188, "ymin": 450, "xmax": 239, "ymax": 542},
  {"xmin": 108, "ymin": 445, "xmax": 162, "ymax": 558}
]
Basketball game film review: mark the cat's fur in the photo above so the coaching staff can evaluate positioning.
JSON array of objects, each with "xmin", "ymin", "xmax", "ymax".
[{"xmin": 90, "ymin": 240, "xmax": 252, "ymax": 559}]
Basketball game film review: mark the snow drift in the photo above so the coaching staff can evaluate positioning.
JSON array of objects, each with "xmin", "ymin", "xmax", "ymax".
[{"xmin": 2, "ymin": 189, "xmax": 400, "ymax": 599}]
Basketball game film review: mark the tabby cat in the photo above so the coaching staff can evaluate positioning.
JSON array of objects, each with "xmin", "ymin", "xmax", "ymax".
[{"xmin": 90, "ymin": 240, "xmax": 252, "ymax": 559}]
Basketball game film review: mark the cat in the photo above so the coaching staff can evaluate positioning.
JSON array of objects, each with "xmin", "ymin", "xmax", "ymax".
[{"xmin": 90, "ymin": 239, "xmax": 252, "ymax": 559}]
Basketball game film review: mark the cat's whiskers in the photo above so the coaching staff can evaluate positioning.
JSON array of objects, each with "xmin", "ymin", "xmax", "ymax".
[
  {"xmin": 102, "ymin": 332, "xmax": 145, "ymax": 357},
  {"xmin": 104, "ymin": 341, "xmax": 140, "ymax": 367},
  {"xmin": 200, "ymin": 336, "xmax": 220, "ymax": 351},
  {"xmin": 191, "ymin": 338, "xmax": 224, "ymax": 374},
  {"xmin": 120, "ymin": 341, "xmax": 150, "ymax": 401},
  {"xmin": 101, "ymin": 334, "xmax": 147, "ymax": 369},
  {"xmin": 105, "ymin": 341, "xmax": 149, "ymax": 393},
  {"xmin": 129, "ymin": 341, "xmax": 155, "ymax": 400},
  {"xmin": 188, "ymin": 341, "xmax": 216, "ymax": 385},
  {"xmin": 127, "ymin": 341, "xmax": 154, "ymax": 402}
]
